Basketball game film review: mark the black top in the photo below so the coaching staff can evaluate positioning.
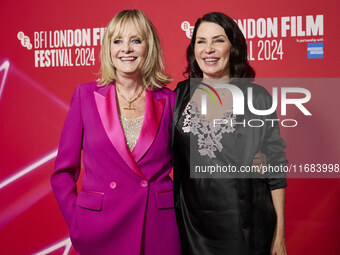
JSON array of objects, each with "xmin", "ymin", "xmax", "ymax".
[{"xmin": 172, "ymin": 79, "xmax": 287, "ymax": 255}]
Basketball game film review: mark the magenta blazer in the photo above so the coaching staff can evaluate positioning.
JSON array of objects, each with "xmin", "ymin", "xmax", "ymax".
[{"xmin": 50, "ymin": 82, "xmax": 181, "ymax": 255}]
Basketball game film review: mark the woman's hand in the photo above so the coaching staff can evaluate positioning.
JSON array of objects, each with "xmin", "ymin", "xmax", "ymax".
[
  {"xmin": 270, "ymin": 188, "xmax": 287, "ymax": 255},
  {"xmin": 271, "ymin": 231, "xmax": 287, "ymax": 255},
  {"xmin": 252, "ymin": 150, "xmax": 267, "ymax": 173}
]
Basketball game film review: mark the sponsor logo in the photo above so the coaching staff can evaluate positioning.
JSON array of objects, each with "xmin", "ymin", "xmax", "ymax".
[{"xmin": 307, "ymin": 42, "xmax": 323, "ymax": 59}]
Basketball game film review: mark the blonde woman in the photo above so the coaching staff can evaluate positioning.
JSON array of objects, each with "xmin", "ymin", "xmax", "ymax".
[{"xmin": 51, "ymin": 10, "xmax": 181, "ymax": 255}]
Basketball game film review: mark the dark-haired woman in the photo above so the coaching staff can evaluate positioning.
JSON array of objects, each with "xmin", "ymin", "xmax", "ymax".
[{"xmin": 172, "ymin": 12, "xmax": 287, "ymax": 255}]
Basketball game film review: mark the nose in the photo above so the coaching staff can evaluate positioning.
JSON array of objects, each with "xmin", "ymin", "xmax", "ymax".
[
  {"xmin": 204, "ymin": 42, "xmax": 215, "ymax": 54},
  {"xmin": 122, "ymin": 41, "xmax": 133, "ymax": 53}
]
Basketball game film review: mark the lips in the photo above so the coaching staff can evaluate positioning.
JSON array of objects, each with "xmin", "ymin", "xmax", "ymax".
[
  {"xmin": 119, "ymin": 56, "xmax": 137, "ymax": 61},
  {"xmin": 202, "ymin": 57, "xmax": 220, "ymax": 66},
  {"xmin": 204, "ymin": 58, "xmax": 219, "ymax": 63}
]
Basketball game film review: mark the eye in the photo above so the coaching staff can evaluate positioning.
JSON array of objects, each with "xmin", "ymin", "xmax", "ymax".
[
  {"xmin": 113, "ymin": 39, "xmax": 122, "ymax": 44},
  {"xmin": 196, "ymin": 40, "xmax": 205, "ymax": 44},
  {"xmin": 132, "ymin": 38, "xmax": 142, "ymax": 44},
  {"xmin": 215, "ymin": 39, "xmax": 225, "ymax": 43}
]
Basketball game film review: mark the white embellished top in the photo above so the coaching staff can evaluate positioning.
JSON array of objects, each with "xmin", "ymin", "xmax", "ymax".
[
  {"xmin": 119, "ymin": 116, "xmax": 144, "ymax": 151},
  {"xmin": 181, "ymin": 100, "xmax": 236, "ymax": 158}
]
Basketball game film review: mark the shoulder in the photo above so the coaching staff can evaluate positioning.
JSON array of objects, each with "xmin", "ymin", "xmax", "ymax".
[
  {"xmin": 238, "ymin": 82, "xmax": 269, "ymax": 94},
  {"xmin": 155, "ymin": 86, "xmax": 176, "ymax": 97},
  {"xmin": 153, "ymin": 86, "xmax": 176, "ymax": 101},
  {"xmin": 175, "ymin": 79, "xmax": 190, "ymax": 93},
  {"xmin": 173, "ymin": 79, "xmax": 192, "ymax": 100},
  {"xmin": 238, "ymin": 82, "xmax": 272, "ymax": 101},
  {"xmin": 152, "ymin": 87, "xmax": 177, "ymax": 111},
  {"xmin": 237, "ymin": 82, "xmax": 274, "ymax": 111},
  {"xmin": 75, "ymin": 81, "xmax": 114, "ymax": 99},
  {"xmin": 176, "ymin": 79, "xmax": 190, "ymax": 87}
]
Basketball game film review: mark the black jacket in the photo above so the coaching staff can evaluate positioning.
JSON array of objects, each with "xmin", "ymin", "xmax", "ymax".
[{"xmin": 172, "ymin": 79, "xmax": 287, "ymax": 255}]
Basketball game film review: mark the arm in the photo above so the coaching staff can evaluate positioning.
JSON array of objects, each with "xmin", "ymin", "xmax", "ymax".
[
  {"xmin": 50, "ymin": 84, "xmax": 83, "ymax": 228},
  {"xmin": 258, "ymin": 86, "xmax": 288, "ymax": 188},
  {"xmin": 270, "ymin": 188, "xmax": 287, "ymax": 255},
  {"xmin": 254, "ymin": 85, "xmax": 287, "ymax": 253}
]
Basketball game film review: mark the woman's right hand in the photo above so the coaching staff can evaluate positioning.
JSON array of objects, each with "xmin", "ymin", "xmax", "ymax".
[{"xmin": 252, "ymin": 150, "xmax": 267, "ymax": 174}]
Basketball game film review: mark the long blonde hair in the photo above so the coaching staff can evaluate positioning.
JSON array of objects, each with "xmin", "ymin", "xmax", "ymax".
[{"xmin": 99, "ymin": 9, "xmax": 171, "ymax": 89}]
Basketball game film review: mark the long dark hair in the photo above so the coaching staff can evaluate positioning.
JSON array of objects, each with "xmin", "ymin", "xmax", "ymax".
[{"xmin": 185, "ymin": 12, "xmax": 255, "ymax": 79}]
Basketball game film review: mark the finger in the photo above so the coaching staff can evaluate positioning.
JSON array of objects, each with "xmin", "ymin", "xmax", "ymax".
[
  {"xmin": 252, "ymin": 159, "xmax": 263, "ymax": 165},
  {"xmin": 252, "ymin": 164, "xmax": 264, "ymax": 174},
  {"xmin": 254, "ymin": 150, "xmax": 263, "ymax": 156},
  {"xmin": 253, "ymin": 153, "xmax": 262, "ymax": 159}
]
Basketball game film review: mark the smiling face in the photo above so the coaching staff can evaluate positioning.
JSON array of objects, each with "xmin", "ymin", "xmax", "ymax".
[
  {"xmin": 110, "ymin": 21, "xmax": 148, "ymax": 79},
  {"xmin": 194, "ymin": 22, "xmax": 232, "ymax": 79}
]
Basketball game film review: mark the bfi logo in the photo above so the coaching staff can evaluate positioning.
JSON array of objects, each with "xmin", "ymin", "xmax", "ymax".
[{"xmin": 181, "ymin": 21, "xmax": 194, "ymax": 39}]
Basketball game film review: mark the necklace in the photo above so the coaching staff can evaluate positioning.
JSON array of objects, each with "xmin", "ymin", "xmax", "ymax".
[{"xmin": 116, "ymin": 84, "xmax": 144, "ymax": 111}]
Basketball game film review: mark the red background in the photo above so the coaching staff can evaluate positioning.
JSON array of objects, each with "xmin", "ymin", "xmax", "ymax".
[{"xmin": 1, "ymin": 0, "xmax": 339, "ymax": 254}]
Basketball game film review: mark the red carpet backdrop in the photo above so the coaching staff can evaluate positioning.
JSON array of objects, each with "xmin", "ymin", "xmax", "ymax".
[{"xmin": 1, "ymin": 0, "xmax": 339, "ymax": 254}]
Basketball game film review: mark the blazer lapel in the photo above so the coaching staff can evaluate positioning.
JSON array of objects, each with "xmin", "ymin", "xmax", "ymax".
[
  {"xmin": 94, "ymin": 83, "xmax": 145, "ymax": 179},
  {"xmin": 132, "ymin": 89, "xmax": 165, "ymax": 163}
]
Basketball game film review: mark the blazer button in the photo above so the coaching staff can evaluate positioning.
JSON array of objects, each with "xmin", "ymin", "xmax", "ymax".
[
  {"xmin": 242, "ymin": 223, "xmax": 249, "ymax": 229},
  {"xmin": 237, "ymin": 133, "xmax": 242, "ymax": 138},
  {"xmin": 239, "ymin": 194, "xmax": 246, "ymax": 200},
  {"xmin": 110, "ymin": 181, "xmax": 117, "ymax": 189},
  {"xmin": 141, "ymin": 180, "xmax": 148, "ymax": 188}
]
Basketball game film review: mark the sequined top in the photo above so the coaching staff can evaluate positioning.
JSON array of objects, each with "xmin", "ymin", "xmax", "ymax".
[{"xmin": 119, "ymin": 116, "xmax": 144, "ymax": 151}]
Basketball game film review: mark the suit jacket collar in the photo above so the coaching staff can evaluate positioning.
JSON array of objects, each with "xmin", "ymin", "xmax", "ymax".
[
  {"xmin": 132, "ymin": 89, "xmax": 165, "ymax": 162},
  {"xmin": 94, "ymin": 82, "xmax": 165, "ymax": 179}
]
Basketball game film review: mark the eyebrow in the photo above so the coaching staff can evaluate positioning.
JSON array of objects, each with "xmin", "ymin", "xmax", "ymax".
[
  {"xmin": 196, "ymin": 35, "xmax": 227, "ymax": 40},
  {"xmin": 112, "ymin": 35, "xmax": 142, "ymax": 39}
]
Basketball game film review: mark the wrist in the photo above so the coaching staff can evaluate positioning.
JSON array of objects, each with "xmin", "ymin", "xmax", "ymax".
[{"xmin": 274, "ymin": 227, "xmax": 285, "ymax": 240}]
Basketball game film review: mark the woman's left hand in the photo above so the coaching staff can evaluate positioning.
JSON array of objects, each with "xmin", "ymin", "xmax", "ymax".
[
  {"xmin": 270, "ymin": 188, "xmax": 287, "ymax": 255},
  {"xmin": 271, "ymin": 235, "xmax": 287, "ymax": 255}
]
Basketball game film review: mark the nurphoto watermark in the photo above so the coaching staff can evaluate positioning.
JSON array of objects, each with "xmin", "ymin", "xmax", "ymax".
[{"xmin": 187, "ymin": 78, "xmax": 339, "ymax": 179}]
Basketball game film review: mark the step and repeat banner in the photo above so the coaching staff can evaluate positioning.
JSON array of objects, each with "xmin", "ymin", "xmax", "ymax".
[{"xmin": 1, "ymin": 0, "xmax": 339, "ymax": 254}]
